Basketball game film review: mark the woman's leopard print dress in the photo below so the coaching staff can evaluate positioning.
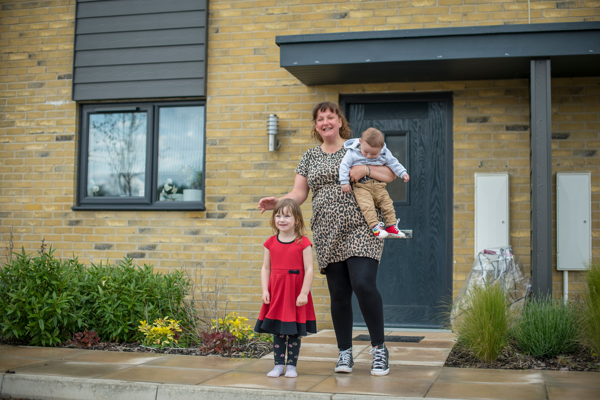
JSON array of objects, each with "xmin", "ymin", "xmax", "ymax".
[{"xmin": 295, "ymin": 146, "xmax": 384, "ymax": 272}]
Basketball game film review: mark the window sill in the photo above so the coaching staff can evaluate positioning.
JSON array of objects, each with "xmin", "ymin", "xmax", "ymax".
[{"xmin": 72, "ymin": 203, "xmax": 206, "ymax": 212}]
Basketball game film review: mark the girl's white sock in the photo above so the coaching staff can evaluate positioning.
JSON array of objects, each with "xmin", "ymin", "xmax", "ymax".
[
  {"xmin": 267, "ymin": 365, "xmax": 285, "ymax": 378},
  {"xmin": 284, "ymin": 365, "xmax": 298, "ymax": 378}
]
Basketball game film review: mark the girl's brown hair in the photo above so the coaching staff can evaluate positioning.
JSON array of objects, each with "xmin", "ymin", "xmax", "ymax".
[
  {"xmin": 270, "ymin": 198, "xmax": 306, "ymax": 243},
  {"xmin": 310, "ymin": 101, "xmax": 352, "ymax": 143}
]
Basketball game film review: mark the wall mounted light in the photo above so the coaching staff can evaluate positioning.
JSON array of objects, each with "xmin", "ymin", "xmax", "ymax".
[{"xmin": 267, "ymin": 114, "xmax": 280, "ymax": 152}]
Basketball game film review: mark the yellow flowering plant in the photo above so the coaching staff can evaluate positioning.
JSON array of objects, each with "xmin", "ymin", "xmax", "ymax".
[
  {"xmin": 212, "ymin": 312, "xmax": 255, "ymax": 342},
  {"xmin": 138, "ymin": 317, "xmax": 182, "ymax": 348}
]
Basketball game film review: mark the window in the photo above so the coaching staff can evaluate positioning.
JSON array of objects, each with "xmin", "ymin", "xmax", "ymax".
[
  {"xmin": 384, "ymin": 130, "xmax": 409, "ymax": 206},
  {"xmin": 75, "ymin": 101, "xmax": 206, "ymax": 210}
]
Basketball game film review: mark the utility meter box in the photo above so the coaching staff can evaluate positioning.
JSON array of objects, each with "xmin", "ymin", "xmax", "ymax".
[
  {"xmin": 557, "ymin": 172, "xmax": 591, "ymax": 271},
  {"xmin": 474, "ymin": 173, "xmax": 509, "ymax": 255}
]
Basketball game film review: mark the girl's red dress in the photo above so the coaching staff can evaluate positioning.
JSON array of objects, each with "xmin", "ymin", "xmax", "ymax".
[{"xmin": 254, "ymin": 235, "xmax": 317, "ymax": 336}]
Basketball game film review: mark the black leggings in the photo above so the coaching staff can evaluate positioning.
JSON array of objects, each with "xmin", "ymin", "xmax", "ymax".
[
  {"xmin": 326, "ymin": 257, "xmax": 384, "ymax": 350},
  {"xmin": 273, "ymin": 334, "xmax": 301, "ymax": 366}
]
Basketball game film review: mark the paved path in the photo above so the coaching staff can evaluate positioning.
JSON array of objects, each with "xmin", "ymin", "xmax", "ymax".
[{"xmin": 1, "ymin": 330, "xmax": 598, "ymax": 399}]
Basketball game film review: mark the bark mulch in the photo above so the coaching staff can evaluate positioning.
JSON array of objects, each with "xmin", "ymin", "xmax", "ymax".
[
  {"xmin": 0, "ymin": 337, "xmax": 272, "ymax": 359},
  {"xmin": 445, "ymin": 342, "xmax": 600, "ymax": 372}
]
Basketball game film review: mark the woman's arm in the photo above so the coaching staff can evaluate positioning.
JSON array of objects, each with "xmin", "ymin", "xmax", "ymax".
[
  {"xmin": 296, "ymin": 245, "xmax": 314, "ymax": 307},
  {"xmin": 261, "ymin": 248, "xmax": 271, "ymax": 304},
  {"xmin": 349, "ymin": 165, "xmax": 397, "ymax": 183},
  {"xmin": 258, "ymin": 174, "xmax": 309, "ymax": 214}
]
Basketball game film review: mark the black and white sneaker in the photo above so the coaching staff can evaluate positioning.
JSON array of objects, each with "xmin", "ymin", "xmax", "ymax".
[
  {"xmin": 334, "ymin": 348, "xmax": 354, "ymax": 373},
  {"xmin": 370, "ymin": 343, "xmax": 390, "ymax": 376}
]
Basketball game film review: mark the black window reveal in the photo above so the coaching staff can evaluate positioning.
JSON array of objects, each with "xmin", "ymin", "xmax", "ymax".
[{"xmin": 75, "ymin": 101, "xmax": 206, "ymax": 211}]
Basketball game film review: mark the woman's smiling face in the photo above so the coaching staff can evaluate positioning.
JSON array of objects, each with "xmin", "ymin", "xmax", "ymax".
[{"xmin": 315, "ymin": 109, "xmax": 342, "ymax": 141}]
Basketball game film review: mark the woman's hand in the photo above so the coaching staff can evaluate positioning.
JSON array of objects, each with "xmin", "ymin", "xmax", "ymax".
[
  {"xmin": 349, "ymin": 165, "xmax": 367, "ymax": 183},
  {"xmin": 296, "ymin": 293, "xmax": 308, "ymax": 307},
  {"xmin": 258, "ymin": 197, "xmax": 279, "ymax": 214}
]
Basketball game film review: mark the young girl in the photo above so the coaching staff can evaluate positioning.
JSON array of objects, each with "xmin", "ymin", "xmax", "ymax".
[{"xmin": 254, "ymin": 198, "xmax": 316, "ymax": 378}]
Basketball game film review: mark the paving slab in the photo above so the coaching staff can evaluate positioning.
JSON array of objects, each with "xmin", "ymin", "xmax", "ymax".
[
  {"xmin": 426, "ymin": 381, "xmax": 547, "ymax": 400},
  {"xmin": 308, "ymin": 375, "xmax": 433, "ymax": 397},
  {"xmin": 237, "ymin": 358, "xmax": 333, "ymax": 376},
  {"xmin": 11, "ymin": 359, "xmax": 130, "ymax": 378},
  {"xmin": 348, "ymin": 362, "xmax": 442, "ymax": 381},
  {"xmin": 143, "ymin": 354, "xmax": 253, "ymax": 370},
  {"xmin": 0, "ymin": 346, "xmax": 85, "ymax": 359},
  {"xmin": 295, "ymin": 343, "xmax": 369, "ymax": 362},
  {"xmin": 63, "ymin": 350, "xmax": 166, "ymax": 364},
  {"xmin": 437, "ymin": 368, "xmax": 544, "ymax": 384},
  {"xmin": 100, "ymin": 365, "xmax": 226, "ymax": 385},
  {"xmin": 546, "ymin": 385, "xmax": 600, "ymax": 400},
  {"xmin": 200, "ymin": 370, "xmax": 329, "ymax": 392},
  {"xmin": 355, "ymin": 346, "xmax": 450, "ymax": 366},
  {"xmin": 0, "ymin": 357, "xmax": 48, "ymax": 371},
  {"xmin": 543, "ymin": 370, "xmax": 600, "ymax": 387}
]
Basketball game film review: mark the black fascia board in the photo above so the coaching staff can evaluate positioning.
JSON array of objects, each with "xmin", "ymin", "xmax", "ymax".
[{"xmin": 276, "ymin": 22, "xmax": 600, "ymax": 85}]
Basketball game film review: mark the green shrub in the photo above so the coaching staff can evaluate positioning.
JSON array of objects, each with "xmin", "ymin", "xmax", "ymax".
[
  {"xmin": 0, "ymin": 249, "xmax": 192, "ymax": 346},
  {"xmin": 453, "ymin": 283, "xmax": 511, "ymax": 363},
  {"xmin": 581, "ymin": 262, "xmax": 600, "ymax": 357},
  {"xmin": 511, "ymin": 295, "xmax": 579, "ymax": 358},
  {"xmin": 77, "ymin": 258, "xmax": 191, "ymax": 343},
  {"xmin": 0, "ymin": 249, "xmax": 87, "ymax": 346}
]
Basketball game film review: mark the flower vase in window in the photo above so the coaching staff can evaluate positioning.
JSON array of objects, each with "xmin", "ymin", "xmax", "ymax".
[
  {"xmin": 161, "ymin": 179, "xmax": 179, "ymax": 201},
  {"xmin": 181, "ymin": 166, "xmax": 203, "ymax": 201}
]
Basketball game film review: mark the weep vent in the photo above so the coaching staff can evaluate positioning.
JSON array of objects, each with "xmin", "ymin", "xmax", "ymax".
[{"xmin": 73, "ymin": 0, "xmax": 208, "ymax": 101}]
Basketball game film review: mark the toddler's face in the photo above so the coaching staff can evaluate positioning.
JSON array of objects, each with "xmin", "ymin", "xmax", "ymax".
[{"xmin": 360, "ymin": 140, "xmax": 383, "ymax": 159}]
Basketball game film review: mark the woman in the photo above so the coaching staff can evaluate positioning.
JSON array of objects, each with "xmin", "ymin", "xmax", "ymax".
[{"xmin": 258, "ymin": 101, "xmax": 395, "ymax": 376}]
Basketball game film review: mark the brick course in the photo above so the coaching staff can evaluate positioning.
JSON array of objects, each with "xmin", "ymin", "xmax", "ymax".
[{"xmin": 1, "ymin": 0, "xmax": 599, "ymax": 327}]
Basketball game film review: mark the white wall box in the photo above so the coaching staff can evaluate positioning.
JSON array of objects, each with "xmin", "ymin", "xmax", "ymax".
[
  {"xmin": 474, "ymin": 173, "xmax": 510, "ymax": 255},
  {"xmin": 557, "ymin": 172, "xmax": 591, "ymax": 271}
]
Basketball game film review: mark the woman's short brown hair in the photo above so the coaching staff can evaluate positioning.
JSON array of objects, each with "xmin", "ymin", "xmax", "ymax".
[{"xmin": 310, "ymin": 101, "xmax": 352, "ymax": 143}]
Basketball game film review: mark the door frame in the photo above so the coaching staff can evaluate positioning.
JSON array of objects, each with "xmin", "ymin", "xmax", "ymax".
[{"xmin": 340, "ymin": 92, "xmax": 454, "ymax": 311}]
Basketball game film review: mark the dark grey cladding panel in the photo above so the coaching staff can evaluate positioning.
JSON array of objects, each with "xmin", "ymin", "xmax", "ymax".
[
  {"xmin": 74, "ymin": 62, "xmax": 205, "ymax": 84},
  {"xmin": 75, "ymin": 28, "xmax": 206, "ymax": 51},
  {"xmin": 76, "ymin": 11, "xmax": 206, "ymax": 34},
  {"xmin": 73, "ymin": 79, "xmax": 204, "ymax": 100},
  {"xmin": 77, "ymin": 0, "xmax": 205, "ymax": 18},
  {"xmin": 74, "ymin": 0, "xmax": 207, "ymax": 100},
  {"xmin": 75, "ymin": 45, "xmax": 205, "ymax": 67}
]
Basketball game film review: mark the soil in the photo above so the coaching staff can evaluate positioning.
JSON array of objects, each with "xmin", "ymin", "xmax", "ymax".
[
  {"xmin": 445, "ymin": 342, "xmax": 600, "ymax": 372},
  {"xmin": 0, "ymin": 337, "xmax": 272, "ymax": 359}
]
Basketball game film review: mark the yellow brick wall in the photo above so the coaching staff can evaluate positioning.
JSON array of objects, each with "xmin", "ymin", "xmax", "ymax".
[
  {"xmin": 551, "ymin": 77, "xmax": 600, "ymax": 295},
  {"xmin": 1, "ymin": 0, "xmax": 599, "ymax": 329}
]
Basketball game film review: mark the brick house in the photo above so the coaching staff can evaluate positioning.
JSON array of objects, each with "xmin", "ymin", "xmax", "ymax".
[{"xmin": 1, "ymin": 0, "xmax": 599, "ymax": 329}]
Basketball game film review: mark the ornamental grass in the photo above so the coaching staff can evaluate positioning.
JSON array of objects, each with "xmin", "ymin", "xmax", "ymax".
[{"xmin": 453, "ymin": 283, "xmax": 512, "ymax": 363}]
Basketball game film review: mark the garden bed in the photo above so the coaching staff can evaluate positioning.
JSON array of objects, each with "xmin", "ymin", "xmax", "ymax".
[
  {"xmin": 445, "ymin": 341, "xmax": 600, "ymax": 372},
  {"xmin": 0, "ymin": 337, "xmax": 272, "ymax": 359}
]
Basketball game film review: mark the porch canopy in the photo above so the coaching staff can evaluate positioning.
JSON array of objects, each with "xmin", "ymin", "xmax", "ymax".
[
  {"xmin": 276, "ymin": 22, "xmax": 600, "ymax": 86},
  {"xmin": 276, "ymin": 22, "xmax": 600, "ymax": 296}
]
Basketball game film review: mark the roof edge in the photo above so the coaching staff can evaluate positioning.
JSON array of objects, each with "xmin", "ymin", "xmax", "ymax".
[{"xmin": 275, "ymin": 22, "xmax": 600, "ymax": 46}]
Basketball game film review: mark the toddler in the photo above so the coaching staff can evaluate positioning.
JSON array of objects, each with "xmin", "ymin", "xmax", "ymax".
[
  {"xmin": 254, "ymin": 198, "xmax": 316, "ymax": 378},
  {"xmin": 339, "ymin": 128, "xmax": 410, "ymax": 238}
]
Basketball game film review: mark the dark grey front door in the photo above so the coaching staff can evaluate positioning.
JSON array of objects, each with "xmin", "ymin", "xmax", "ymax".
[{"xmin": 342, "ymin": 94, "xmax": 453, "ymax": 329}]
